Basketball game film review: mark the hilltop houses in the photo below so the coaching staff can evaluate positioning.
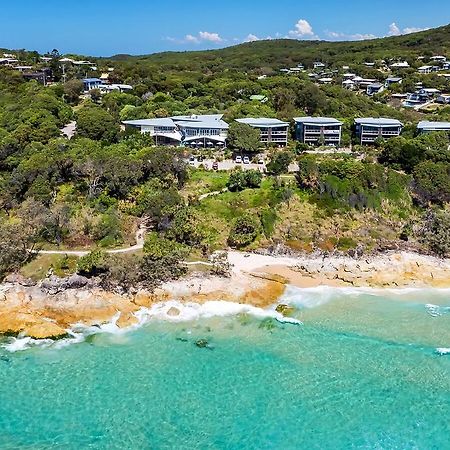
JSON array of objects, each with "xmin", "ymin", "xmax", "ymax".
[
  {"xmin": 236, "ymin": 118, "xmax": 289, "ymax": 146},
  {"xmin": 83, "ymin": 78, "xmax": 103, "ymax": 91},
  {"xmin": 355, "ymin": 118, "xmax": 403, "ymax": 144},
  {"xmin": 417, "ymin": 121, "xmax": 450, "ymax": 134},
  {"xmin": 123, "ymin": 114, "xmax": 229, "ymax": 148},
  {"xmin": 294, "ymin": 117, "xmax": 343, "ymax": 147}
]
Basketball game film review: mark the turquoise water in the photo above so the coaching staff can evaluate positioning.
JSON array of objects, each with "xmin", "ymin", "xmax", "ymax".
[{"xmin": 0, "ymin": 287, "xmax": 449, "ymax": 449}]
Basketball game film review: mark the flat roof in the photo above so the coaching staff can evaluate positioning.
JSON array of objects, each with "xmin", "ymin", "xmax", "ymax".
[
  {"xmin": 236, "ymin": 118, "xmax": 289, "ymax": 128},
  {"xmin": 123, "ymin": 118, "xmax": 176, "ymax": 127},
  {"xmin": 355, "ymin": 118, "xmax": 403, "ymax": 127},
  {"xmin": 417, "ymin": 121, "xmax": 450, "ymax": 131},
  {"xmin": 294, "ymin": 117, "xmax": 342, "ymax": 126},
  {"xmin": 83, "ymin": 78, "xmax": 102, "ymax": 83}
]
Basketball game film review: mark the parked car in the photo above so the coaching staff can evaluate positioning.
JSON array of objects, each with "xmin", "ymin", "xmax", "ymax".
[
  {"xmin": 235, "ymin": 155, "xmax": 243, "ymax": 164},
  {"xmin": 258, "ymin": 158, "xmax": 265, "ymax": 165},
  {"xmin": 243, "ymin": 156, "xmax": 250, "ymax": 164},
  {"xmin": 189, "ymin": 156, "xmax": 196, "ymax": 166},
  {"xmin": 212, "ymin": 161, "xmax": 219, "ymax": 170}
]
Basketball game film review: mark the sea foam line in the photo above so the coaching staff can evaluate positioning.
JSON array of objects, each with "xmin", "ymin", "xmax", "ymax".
[{"xmin": 1, "ymin": 301, "xmax": 301, "ymax": 353}]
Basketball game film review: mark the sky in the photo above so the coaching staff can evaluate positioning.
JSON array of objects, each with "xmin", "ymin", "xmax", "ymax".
[{"xmin": 1, "ymin": 0, "xmax": 449, "ymax": 56}]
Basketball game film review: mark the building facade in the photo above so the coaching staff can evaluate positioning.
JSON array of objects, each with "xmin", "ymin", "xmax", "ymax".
[
  {"xmin": 355, "ymin": 118, "xmax": 403, "ymax": 144},
  {"xmin": 235, "ymin": 118, "xmax": 289, "ymax": 146},
  {"xmin": 123, "ymin": 114, "xmax": 228, "ymax": 147},
  {"xmin": 294, "ymin": 117, "xmax": 343, "ymax": 146},
  {"xmin": 417, "ymin": 121, "xmax": 450, "ymax": 134}
]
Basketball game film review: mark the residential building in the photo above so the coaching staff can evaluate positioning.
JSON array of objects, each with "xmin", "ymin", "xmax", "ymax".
[
  {"xmin": 249, "ymin": 94, "xmax": 268, "ymax": 103},
  {"xmin": 430, "ymin": 56, "xmax": 447, "ymax": 62},
  {"xmin": 236, "ymin": 118, "xmax": 289, "ymax": 146},
  {"xmin": 417, "ymin": 121, "xmax": 450, "ymax": 134},
  {"xmin": 355, "ymin": 118, "xmax": 403, "ymax": 144},
  {"xmin": 314, "ymin": 62, "xmax": 326, "ymax": 69},
  {"xmin": 83, "ymin": 78, "xmax": 103, "ymax": 91},
  {"xmin": 418, "ymin": 65, "xmax": 433, "ymax": 74},
  {"xmin": 419, "ymin": 88, "xmax": 441, "ymax": 97},
  {"xmin": 99, "ymin": 84, "xmax": 133, "ymax": 93},
  {"xmin": 366, "ymin": 83, "xmax": 384, "ymax": 96},
  {"xmin": 294, "ymin": 117, "xmax": 343, "ymax": 147},
  {"xmin": 390, "ymin": 61, "xmax": 410, "ymax": 69},
  {"xmin": 443, "ymin": 62, "xmax": 450, "ymax": 70},
  {"xmin": 385, "ymin": 77, "xmax": 402, "ymax": 87},
  {"xmin": 122, "ymin": 118, "xmax": 182, "ymax": 146},
  {"xmin": 342, "ymin": 79, "xmax": 356, "ymax": 90},
  {"xmin": 124, "ymin": 114, "xmax": 229, "ymax": 148},
  {"xmin": 318, "ymin": 77, "xmax": 333, "ymax": 84},
  {"xmin": 437, "ymin": 94, "xmax": 450, "ymax": 104},
  {"xmin": 402, "ymin": 92, "xmax": 430, "ymax": 108}
]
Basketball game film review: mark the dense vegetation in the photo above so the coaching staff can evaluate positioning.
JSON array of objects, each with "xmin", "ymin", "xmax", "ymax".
[{"xmin": 1, "ymin": 25, "xmax": 450, "ymax": 288}]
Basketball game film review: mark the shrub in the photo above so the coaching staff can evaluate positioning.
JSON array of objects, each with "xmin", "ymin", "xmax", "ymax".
[
  {"xmin": 420, "ymin": 208, "xmax": 450, "ymax": 257},
  {"xmin": 77, "ymin": 250, "xmax": 107, "ymax": 276},
  {"xmin": 227, "ymin": 213, "xmax": 261, "ymax": 248}
]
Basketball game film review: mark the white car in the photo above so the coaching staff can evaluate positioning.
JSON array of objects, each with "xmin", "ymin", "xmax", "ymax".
[
  {"xmin": 243, "ymin": 156, "xmax": 250, "ymax": 164},
  {"xmin": 235, "ymin": 156, "xmax": 243, "ymax": 164}
]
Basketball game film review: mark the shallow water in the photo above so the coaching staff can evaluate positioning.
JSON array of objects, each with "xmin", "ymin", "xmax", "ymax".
[{"xmin": 0, "ymin": 287, "xmax": 449, "ymax": 449}]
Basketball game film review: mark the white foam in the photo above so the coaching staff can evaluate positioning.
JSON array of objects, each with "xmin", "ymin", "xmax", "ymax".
[
  {"xmin": 436, "ymin": 348, "xmax": 450, "ymax": 355},
  {"xmin": 1, "ymin": 301, "xmax": 301, "ymax": 352}
]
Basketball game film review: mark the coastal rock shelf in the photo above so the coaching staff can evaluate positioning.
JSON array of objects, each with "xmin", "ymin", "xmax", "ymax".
[{"xmin": 1, "ymin": 251, "xmax": 450, "ymax": 339}]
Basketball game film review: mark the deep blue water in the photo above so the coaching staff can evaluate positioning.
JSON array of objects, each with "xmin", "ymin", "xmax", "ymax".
[{"xmin": 0, "ymin": 287, "xmax": 449, "ymax": 449}]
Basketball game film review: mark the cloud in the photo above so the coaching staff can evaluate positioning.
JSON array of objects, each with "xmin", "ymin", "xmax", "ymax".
[
  {"xmin": 388, "ymin": 22, "xmax": 401, "ymax": 36},
  {"xmin": 198, "ymin": 31, "xmax": 223, "ymax": 42},
  {"xmin": 325, "ymin": 30, "xmax": 377, "ymax": 41},
  {"xmin": 244, "ymin": 34, "xmax": 260, "ymax": 42},
  {"xmin": 288, "ymin": 19, "xmax": 317, "ymax": 39},
  {"xmin": 403, "ymin": 26, "xmax": 429, "ymax": 34},
  {"xmin": 166, "ymin": 31, "xmax": 224, "ymax": 45}
]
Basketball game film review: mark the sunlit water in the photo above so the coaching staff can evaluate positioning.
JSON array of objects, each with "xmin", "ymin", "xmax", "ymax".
[{"xmin": 0, "ymin": 287, "xmax": 449, "ymax": 449}]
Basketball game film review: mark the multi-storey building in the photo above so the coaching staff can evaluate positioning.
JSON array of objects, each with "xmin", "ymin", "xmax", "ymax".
[
  {"xmin": 354, "ymin": 118, "xmax": 403, "ymax": 144},
  {"xmin": 235, "ymin": 118, "xmax": 289, "ymax": 146},
  {"xmin": 294, "ymin": 117, "xmax": 342, "ymax": 146}
]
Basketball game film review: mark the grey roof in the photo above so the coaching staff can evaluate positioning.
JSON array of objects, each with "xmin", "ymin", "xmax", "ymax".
[
  {"xmin": 123, "ymin": 118, "xmax": 176, "ymax": 127},
  {"xmin": 172, "ymin": 114, "xmax": 229, "ymax": 129},
  {"xmin": 417, "ymin": 121, "xmax": 450, "ymax": 131},
  {"xmin": 83, "ymin": 78, "xmax": 102, "ymax": 83},
  {"xmin": 294, "ymin": 117, "xmax": 342, "ymax": 126},
  {"xmin": 355, "ymin": 118, "xmax": 403, "ymax": 127},
  {"xmin": 386, "ymin": 77, "xmax": 402, "ymax": 82},
  {"xmin": 236, "ymin": 118, "xmax": 289, "ymax": 128},
  {"xmin": 368, "ymin": 83, "xmax": 384, "ymax": 89}
]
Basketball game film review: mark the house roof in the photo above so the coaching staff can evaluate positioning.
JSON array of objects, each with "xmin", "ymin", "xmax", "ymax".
[
  {"xmin": 236, "ymin": 118, "xmax": 289, "ymax": 128},
  {"xmin": 173, "ymin": 114, "xmax": 229, "ymax": 129},
  {"xmin": 294, "ymin": 117, "xmax": 342, "ymax": 126},
  {"xmin": 83, "ymin": 78, "xmax": 102, "ymax": 83},
  {"xmin": 123, "ymin": 118, "xmax": 177, "ymax": 128},
  {"xmin": 417, "ymin": 121, "xmax": 450, "ymax": 131},
  {"xmin": 355, "ymin": 118, "xmax": 403, "ymax": 127},
  {"xmin": 386, "ymin": 77, "xmax": 402, "ymax": 82},
  {"xmin": 368, "ymin": 83, "xmax": 384, "ymax": 89}
]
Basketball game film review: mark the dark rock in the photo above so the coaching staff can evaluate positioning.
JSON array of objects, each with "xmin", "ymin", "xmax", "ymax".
[
  {"xmin": 195, "ymin": 338, "xmax": 212, "ymax": 349},
  {"xmin": 3, "ymin": 273, "xmax": 36, "ymax": 287}
]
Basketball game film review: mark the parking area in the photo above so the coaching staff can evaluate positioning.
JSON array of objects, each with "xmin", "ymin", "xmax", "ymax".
[{"xmin": 187, "ymin": 157, "xmax": 299, "ymax": 173}]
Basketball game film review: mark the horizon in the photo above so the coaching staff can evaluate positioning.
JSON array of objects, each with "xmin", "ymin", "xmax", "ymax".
[{"xmin": 1, "ymin": 0, "xmax": 449, "ymax": 57}]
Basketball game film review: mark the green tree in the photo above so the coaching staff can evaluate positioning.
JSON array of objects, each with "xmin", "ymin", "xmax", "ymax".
[
  {"xmin": 227, "ymin": 213, "xmax": 261, "ymax": 248},
  {"xmin": 228, "ymin": 122, "xmax": 261, "ymax": 152},
  {"xmin": 76, "ymin": 106, "xmax": 120, "ymax": 143},
  {"xmin": 63, "ymin": 79, "xmax": 84, "ymax": 104},
  {"xmin": 266, "ymin": 151, "xmax": 293, "ymax": 176}
]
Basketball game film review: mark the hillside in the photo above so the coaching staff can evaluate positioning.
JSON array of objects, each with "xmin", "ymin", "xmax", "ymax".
[{"xmin": 107, "ymin": 24, "xmax": 450, "ymax": 71}]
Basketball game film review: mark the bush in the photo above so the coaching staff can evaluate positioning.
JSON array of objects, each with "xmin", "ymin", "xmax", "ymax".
[
  {"xmin": 77, "ymin": 250, "xmax": 107, "ymax": 276},
  {"xmin": 420, "ymin": 208, "xmax": 450, "ymax": 257},
  {"xmin": 266, "ymin": 151, "xmax": 293, "ymax": 176},
  {"xmin": 227, "ymin": 169, "xmax": 262, "ymax": 192},
  {"xmin": 227, "ymin": 213, "xmax": 261, "ymax": 248}
]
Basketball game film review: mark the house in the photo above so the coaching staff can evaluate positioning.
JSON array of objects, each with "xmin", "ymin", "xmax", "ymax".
[
  {"xmin": 22, "ymin": 71, "xmax": 48, "ymax": 86},
  {"xmin": 294, "ymin": 117, "xmax": 343, "ymax": 147},
  {"xmin": 443, "ymin": 62, "xmax": 450, "ymax": 71},
  {"xmin": 430, "ymin": 56, "xmax": 447, "ymax": 62},
  {"xmin": 249, "ymin": 95, "xmax": 268, "ymax": 103},
  {"xmin": 236, "ymin": 118, "xmax": 289, "ymax": 146},
  {"xmin": 122, "ymin": 118, "xmax": 182, "ymax": 146},
  {"xmin": 417, "ymin": 121, "xmax": 450, "ymax": 134},
  {"xmin": 318, "ymin": 77, "xmax": 333, "ymax": 84},
  {"xmin": 314, "ymin": 62, "xmax": 326, "ymax": 69},
  {"xmin": 355, "ymin": 118, "xmax": 403, "ymax": 144},
  {"xmin": 390, "ymin": 61, "xmax": 410, "ymax": 69},
  {"xmin": 385, "ymin": 77, "xmax": 402, "ymax": 87},
  {"xmin": 418, "ymin": 65, "xmax": 433, "ymax": 74},
  {"xmin": 83, "ymin": 78, "xmax": 103, "ymax": 91},
  {"xmin": 366, "ymin": 83, "xmax": 384, "ymax": 96},
  {"xmin": 418, "ymin": 88, "xmax": 441, "ymax": 97},
  {"xmin": 402, "ymin": 92, "xmax": 430, "ymax": 108},
  {"xmin": 437, "ymin": 94, "xmax": 450, "ymax": 104},
  {"xmin": 342, "ymin": 73, "xmax": 356, "ymax": 79},
  {"xmin": 99, "ymin": 84, "xmax": 133, "ymax": 93},
  {"xmin": 342, "ymin": 79, "xmax": 356, "ymax": 90},
  {"xmin": 364, "ymin": 62, "xmax": 375, "ymax": 67},
  {"xmin": 123, "ymin": 114, "xmax": 229, "ymax": 147}
]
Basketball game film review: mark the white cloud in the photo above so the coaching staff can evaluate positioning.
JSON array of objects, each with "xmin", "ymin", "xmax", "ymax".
[
  {"xmin": 185, "ymin": 34, "xmax": 200, "ymax": 43},
  {"xmin": 403, "ymin": 26, "xmax": 429, "ymax": 34},
  {"xmin": 388, "ymin": 22, "xmax": 401, "ymax": 36},
  {"xmin": 198, "ymin": 31, "xmax": 223, "ymax": 43},
  {"xmin": 325, "ymin": 30, "xmax": 377, "ymax": 41},
  {"xmin": 288, "ymin": 19, "xmax": 317, "ymax": 39},
  {"xmin": 245, "ymin": 34, "xmax": 260, "ymax": 42}
]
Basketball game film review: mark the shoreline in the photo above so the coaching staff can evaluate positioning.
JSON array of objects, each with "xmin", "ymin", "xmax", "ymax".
[{"xmin": 1, "ymin": 250, "xmax": 450, "ymax": 340}]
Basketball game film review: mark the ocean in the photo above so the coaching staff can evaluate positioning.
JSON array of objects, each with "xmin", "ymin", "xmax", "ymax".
[{"xmin": 0, "ymin": 286, "xmax": 449, "ymax": 449}]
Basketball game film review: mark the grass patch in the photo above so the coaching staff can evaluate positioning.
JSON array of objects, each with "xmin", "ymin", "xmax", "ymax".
[{"xmin": 20, "ymin": 254, "xmax": 79, "ymax": 281}]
